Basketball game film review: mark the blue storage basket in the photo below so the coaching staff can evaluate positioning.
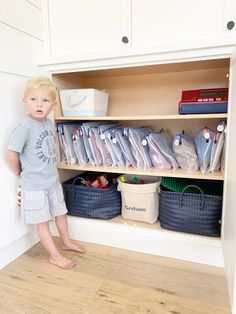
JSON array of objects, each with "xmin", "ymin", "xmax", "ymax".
[
  {"xmin": 159, "ymin": 184, "xmax": 222, "ymax": 237},
  {"xmin": 63, "ymin": 172, "xmax": 121, "ymax": 219}
]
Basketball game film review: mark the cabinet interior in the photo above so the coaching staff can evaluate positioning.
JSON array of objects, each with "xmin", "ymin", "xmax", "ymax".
[
  {"xmin": 53, "ymin": 58, "xmax": 229, "ymax": 137},
  {"xmin": 53, "ymin": 58, "xmax": 228, "ymax": 237}
]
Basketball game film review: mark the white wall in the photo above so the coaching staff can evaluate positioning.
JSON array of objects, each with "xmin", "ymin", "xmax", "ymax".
[{"xmin": 0, "ymin": 0, "xmax": 44, "ymax": 269}]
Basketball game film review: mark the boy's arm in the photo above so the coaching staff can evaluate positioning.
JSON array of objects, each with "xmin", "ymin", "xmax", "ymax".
[{"xmin": 5, "ymin": 150, "xmax": 21, "ymax": 176}]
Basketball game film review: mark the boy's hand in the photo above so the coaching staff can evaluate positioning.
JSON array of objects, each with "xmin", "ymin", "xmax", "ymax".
[{"xmin": 5, "ymin": 150, "xmax": 21, "ymax": 176}]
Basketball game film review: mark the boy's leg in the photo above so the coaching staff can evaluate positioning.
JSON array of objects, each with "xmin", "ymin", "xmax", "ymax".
[
  {"xmin": 36, "ymin": 221, "xmax": 76, "ymax": 269},
  {"xmin": 55, "ymin": 214, "xmax": 86, "ymax": 253}
]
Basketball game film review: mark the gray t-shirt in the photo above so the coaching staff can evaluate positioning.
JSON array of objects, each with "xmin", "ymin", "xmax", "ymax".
[{"xmin": 7, "ymin": 115, "xmax": 59, "ymax": 190}]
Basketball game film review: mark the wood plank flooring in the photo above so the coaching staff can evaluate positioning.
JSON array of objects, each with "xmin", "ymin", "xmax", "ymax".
[{"xmin": 0, "ymin": 238, "xmax": 231, "ymax": 314}]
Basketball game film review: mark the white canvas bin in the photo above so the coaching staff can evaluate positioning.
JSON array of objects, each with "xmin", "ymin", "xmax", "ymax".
[
  {"xmin": 59, "ymin": 88, "xmax": 108, "ymax": 116},
  {"xmin": 117, "ymin": 175, "xmax": 161, "ymax": 224}
]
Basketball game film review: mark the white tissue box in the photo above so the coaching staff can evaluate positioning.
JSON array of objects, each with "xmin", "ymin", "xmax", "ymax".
[{"xmin": 59, "ymin": 88, "xmax": 108, "ymax": 116}]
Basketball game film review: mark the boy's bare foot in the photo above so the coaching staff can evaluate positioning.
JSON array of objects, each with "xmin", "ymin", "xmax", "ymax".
[
  {"xmin": 49, "ymin": 254, "xmax": 76, "ymax": 269},
  {"xmin": 61, "ymin": 241, "xmax": 86, "ymax": 253}
]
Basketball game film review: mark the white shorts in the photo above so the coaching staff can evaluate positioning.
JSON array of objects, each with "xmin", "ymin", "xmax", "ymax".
[{"xmin": 21, "ymin": 183, "xmax": 68, "ymax": 224}]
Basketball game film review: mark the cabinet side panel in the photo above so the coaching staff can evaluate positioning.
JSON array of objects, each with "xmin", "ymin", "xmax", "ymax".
[
  {"xmin": 222, "ymin": 49, "xmax": 236, "ymax": 306},
  {"xmin": 52, "ymin": 73, "xmax": 87, "ymax": 117}
]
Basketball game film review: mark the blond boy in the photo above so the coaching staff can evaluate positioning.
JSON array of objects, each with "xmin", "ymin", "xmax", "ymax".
[{"xmin": 6, "ymin": 77, "xmax": 85, "ymax": 269}]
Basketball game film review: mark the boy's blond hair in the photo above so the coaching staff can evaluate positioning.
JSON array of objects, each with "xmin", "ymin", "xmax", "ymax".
[{"xmin": 24, "ymin": 76, "xmax": 57, "ymax": 100}]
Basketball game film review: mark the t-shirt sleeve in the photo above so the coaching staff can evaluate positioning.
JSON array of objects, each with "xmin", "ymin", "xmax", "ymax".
[{"xmin": 7, "ymin": 124, "xmax": 30, "ymax": 153}]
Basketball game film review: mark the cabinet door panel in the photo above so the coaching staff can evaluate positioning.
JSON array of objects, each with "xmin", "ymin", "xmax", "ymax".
[
  {"xmin": 48, "ymin": 0, "xmax": 131, "ymax": 57},
  {"xmin": 132, "ymin": 0, "xmax": 235, "ymax": 50},
  {"xmin": 222, "ymin": 45, "xmax": 236, "ymax": 305}
]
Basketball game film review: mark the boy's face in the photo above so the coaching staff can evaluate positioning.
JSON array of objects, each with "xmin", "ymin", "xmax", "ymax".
[{"xmin": 23, "ymin": 88, "xmax": 56, "ymax": 121}]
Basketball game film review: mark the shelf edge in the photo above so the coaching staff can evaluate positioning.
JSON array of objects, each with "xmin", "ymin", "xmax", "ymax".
[
  {"xmin": 54, "ymin": 113, "xmax": 228, "ymax": 121},
  {"xmin": 57, "ymin": 163, "xmax": 224, "ymax": 181}
]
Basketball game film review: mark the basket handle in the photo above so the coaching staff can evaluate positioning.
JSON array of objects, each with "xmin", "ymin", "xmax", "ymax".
[
  {"xmin": 179, "ymin": 185, "xmax": 205, "ymax": 210},
  {"xmin": 72, "ymin": 176, "xmax": 87, "ymax": 185},
  {"xmin": 72, "ymin": 177, "xmax": 91, "ymax": 198}
]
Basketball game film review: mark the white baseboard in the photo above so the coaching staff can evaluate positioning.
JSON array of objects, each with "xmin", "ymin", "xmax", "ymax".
[
  {"xmin": 0, "ymin": 226, "xmax": 39, "ymax": 270},
  {"xmin": 50, "ymin": 216, "xmax": 224, "ymax": 267}
]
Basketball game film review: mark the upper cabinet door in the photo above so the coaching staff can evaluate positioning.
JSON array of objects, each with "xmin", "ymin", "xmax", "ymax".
[
  {"xmin": 44, "ymin": 0, "xmax": 236, "ymax": 59},
  {"xmin": 47, "ymin": 0, "xmax": 131, "ymax": 57},
  {"xmin": 221, "ymin": 45, "xmax": 236, "ymax": 306},
  {"xmin": 132, "ymin": 0, "xmax": 236, "ymax": 50}
]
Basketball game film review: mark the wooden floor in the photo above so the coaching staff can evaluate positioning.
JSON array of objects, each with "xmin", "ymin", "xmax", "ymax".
[{"xmin": 0, "ymin": 238, "xmax": 231, "ymax": 314}]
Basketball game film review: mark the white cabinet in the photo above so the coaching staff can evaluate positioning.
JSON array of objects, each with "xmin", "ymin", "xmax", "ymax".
[
  {"xmin": 40, "ymin": 1, "xmax": 236, "ymax": 309},
  {"xmin": 40, "ymin": 51, "xmax": 236, "ymax": 309},
  {"xmin": 132, "ymin": 0, "xmax": 236, "ymax": 50},
  {"xmin": 43, "ymin": 0, "xmax": 236, "ymax": 58},
  {"xmin": 45, "ymin": 0, "xmax": 131, "ymax": 57}
]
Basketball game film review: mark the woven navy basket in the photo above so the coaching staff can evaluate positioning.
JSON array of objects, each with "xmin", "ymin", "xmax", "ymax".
[
  {"xmin": 159, "ymin": 184, "xmax": 222, "ymax": 237},
  {"xmin": 63, "ymin": 173, "xmax": 121, "ymax": 219}
]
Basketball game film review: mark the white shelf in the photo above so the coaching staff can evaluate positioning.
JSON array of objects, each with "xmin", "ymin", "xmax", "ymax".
[
  {"xmin": 55, "ymin": 113, "xmax": 228, "ymax": 121},
  {"xmin": 58, "ymin": 163, "xmax": 224, "ymax": 180}
]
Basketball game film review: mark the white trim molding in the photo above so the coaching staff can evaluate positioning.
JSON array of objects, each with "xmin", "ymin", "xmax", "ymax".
[
  {"xmin": 50, "ymin": 216, "xmax": 224, "ymax": 267},
  {"xmin": 0, "ymin": 227, "xmax": 39, "ymax": 270}
]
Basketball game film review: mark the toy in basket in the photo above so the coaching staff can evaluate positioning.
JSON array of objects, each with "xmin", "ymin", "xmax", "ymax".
[
  {"xmin": 63, "ymin": 172, "xmax": 121, "ymax": 219},
  {"xmin": 117, "ymin": 175, "xmax": 161, "ymax": 224},
  {"xmin": 159, "ymin": 178, "xmax": 223, "ymax": 236}
]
